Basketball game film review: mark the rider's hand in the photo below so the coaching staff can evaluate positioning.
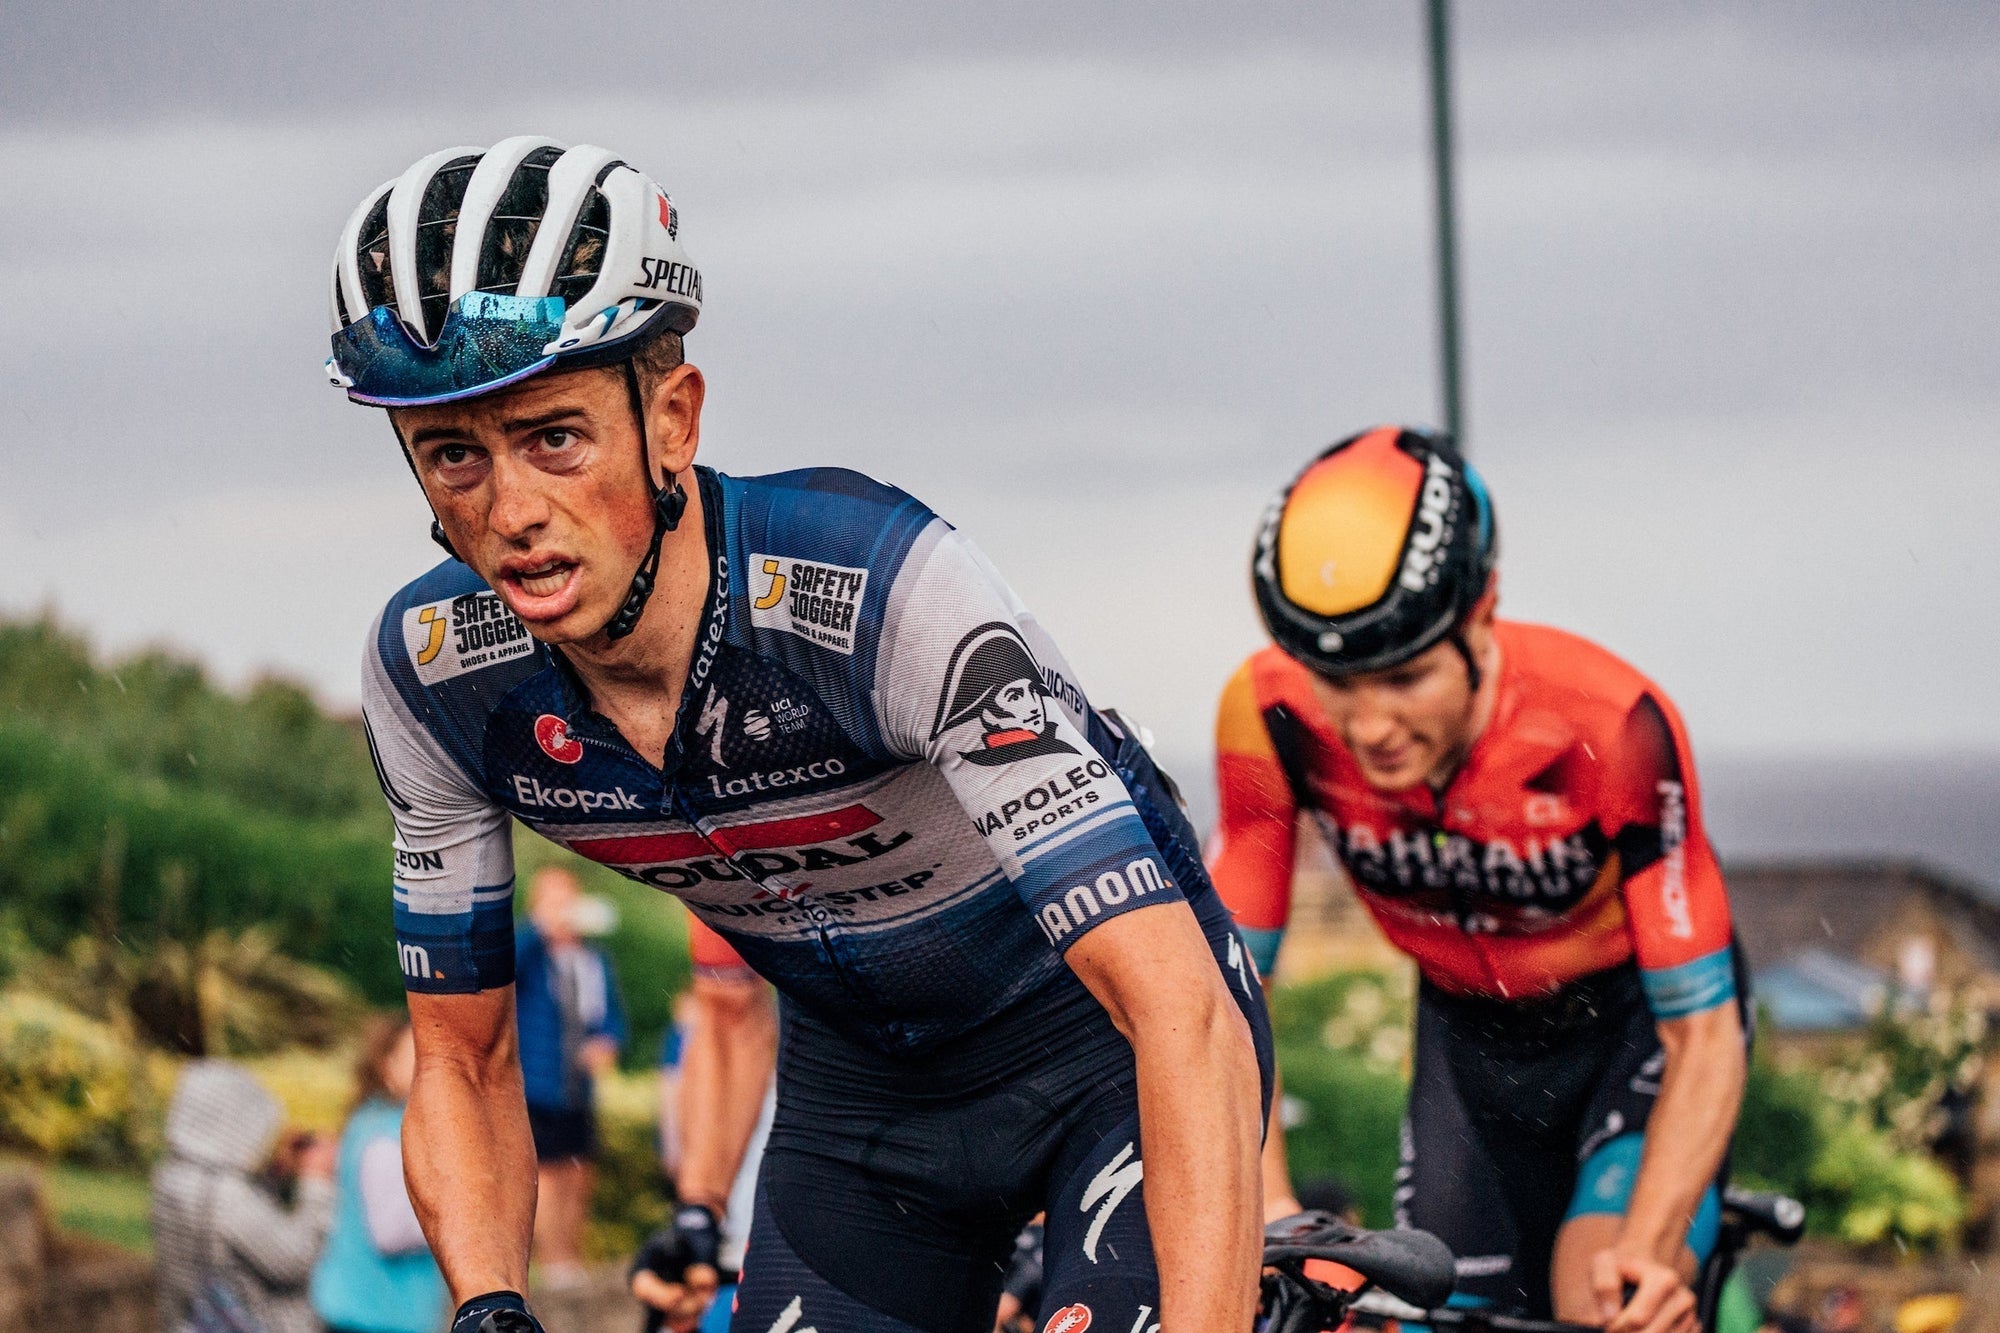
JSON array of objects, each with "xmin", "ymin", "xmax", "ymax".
[
  {"xmin": 1263, "ymin": 1195, "xmax": 1304, "ymax": 1224},
  {"xmin": 451, "ymin": 1290, "xmax": 544, "ymax": 1333},
  {"xmin": 1592, "ymin": 1249, "xmax": 1695, "ymax": 1333}
]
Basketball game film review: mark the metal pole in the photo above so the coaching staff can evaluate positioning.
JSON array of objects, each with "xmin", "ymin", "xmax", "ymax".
[{"xmin": 1426, "ymin": 0, "xmax": 1465, "ymax": 448}]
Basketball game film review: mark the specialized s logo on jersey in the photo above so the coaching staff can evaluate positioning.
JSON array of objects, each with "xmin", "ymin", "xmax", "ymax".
[
  {"xmin": 931, "ymin": 623, "xmax": 1078, "ymax": 767},
  {"xmin": 749, "ymin": 553, "xmax": 869, "ymax": 655},
  {"xmin": 403, "ymin": 592, "xmax": 535, "ymax": 685}
]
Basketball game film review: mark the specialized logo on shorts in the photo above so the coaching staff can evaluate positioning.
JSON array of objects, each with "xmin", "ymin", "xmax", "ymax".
[
  {"xmin": 534, "ymin": 713, "xmax": 584, "ymax": 764},
  {"xmin": 1043, "ymin": 1304, "xmax": 1092, "ymax": 1333},
  {"xmin": 403, "ymin": 591, "xmax": 535, "ymax": 685},
  {"xmin": 750, "ymin": 553, "xmax": 869, "ymax": 655},
  {"xmin": 932, "ymin": 623, "xmax": 1078, "ymax": 767},
  {"xmin": 764, "ymin": 1295, "xmax": 815, "ymax": 1333},
  {"xmin": 1080, "ymin": 1141, "xmax": 1143, "ymax": 1263}
]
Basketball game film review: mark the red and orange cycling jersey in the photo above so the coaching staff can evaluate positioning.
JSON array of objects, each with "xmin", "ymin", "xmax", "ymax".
[{"xmin": 1210, "ymin": 620, "xmax": 1735, "ymax": 1017}]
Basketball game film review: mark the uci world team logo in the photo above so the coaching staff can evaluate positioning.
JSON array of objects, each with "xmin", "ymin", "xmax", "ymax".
[{"xmin": 929, "ymin": 623, "xmax": 1077, "ymax": 768}]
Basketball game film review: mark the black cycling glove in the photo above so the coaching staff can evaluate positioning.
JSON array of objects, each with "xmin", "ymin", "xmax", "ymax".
[
  {"xmin": 451, "ymin": 1290, "xmax": 542, "ymax": 1333},
  {"xmin": 673, "ymin": 1202, "xmax": 723, "ymax": 1270}
]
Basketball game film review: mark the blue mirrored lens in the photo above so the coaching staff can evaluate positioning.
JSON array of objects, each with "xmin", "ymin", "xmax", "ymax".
[{"xmin": 331, "ymin": 293, "xmax": 569, "ymax": 406}]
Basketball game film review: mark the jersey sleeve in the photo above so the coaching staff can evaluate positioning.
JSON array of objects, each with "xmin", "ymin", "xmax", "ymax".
[
  {"xmin": 1606, "ymin": 691, "xmax": 1736, "ymax": 1019},
  {"xmin": 361, "ymin": 617, "xmax": 518, "ymax": 995},
  {"xmin": 1207, "ymin": 661, "xmax": 1298, "ymax": 976},
  {"xmin": 872, "ymin": 524, "xmax": 1187, "ymax": 951}
]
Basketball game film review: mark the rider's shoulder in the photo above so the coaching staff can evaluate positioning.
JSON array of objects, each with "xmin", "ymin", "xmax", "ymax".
[
  {"xmin": 1497, "ymin": 620, "xmax": 1677, "ymax": 723},
  {"xmin": 718, "ymin": 466, "xmax": 939, "ymax": 532},
  {"xmin": 365, "ymin": 557, "xmax": 546, "ymax": 702}
]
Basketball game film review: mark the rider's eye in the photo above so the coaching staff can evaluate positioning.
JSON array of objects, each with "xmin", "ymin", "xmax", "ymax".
[
  {"xmin": 439, "ymin": 444, "xmax": 470, "ymax": 466},
  {"xmin": 543, "ymin": 429, "xmax": 575, "ymax": 450}
]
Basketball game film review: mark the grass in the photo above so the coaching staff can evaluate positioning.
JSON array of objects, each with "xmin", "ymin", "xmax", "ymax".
[{"xmin": 1, "ymin": 1153, "xmax": 153, "ymax": 1254}]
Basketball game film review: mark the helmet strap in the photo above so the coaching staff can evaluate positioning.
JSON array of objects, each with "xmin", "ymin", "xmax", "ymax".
[
  {"xmin": 1449, "ymin": 630, "xmax": 1482, "ymax": 696},
  {"xmin": 601, "ymin": 360, "xmax": 686, "ymax": 641}
]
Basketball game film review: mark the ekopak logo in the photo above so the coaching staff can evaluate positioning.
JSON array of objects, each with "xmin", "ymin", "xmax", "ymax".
[{"xmin": 534, "ymin": 713, "xmax": 584, "ymax": 765}]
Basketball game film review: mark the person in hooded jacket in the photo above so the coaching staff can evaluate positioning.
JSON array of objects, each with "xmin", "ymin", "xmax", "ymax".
[{"xmin": 152, "ymin": 1060, "xmax": 337, "ymax": 1333}]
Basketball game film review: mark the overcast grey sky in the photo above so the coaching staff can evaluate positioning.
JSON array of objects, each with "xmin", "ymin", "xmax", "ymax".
[{"xmin": 3, "ymin": 2, "xmax": 1995, "ymax": 770}]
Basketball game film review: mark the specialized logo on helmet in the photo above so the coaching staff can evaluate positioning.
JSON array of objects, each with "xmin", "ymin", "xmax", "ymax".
[
  {"xmin": 1042, "ymin": 1305, "xmax": 1092, "ymax": 1333},
  {"xmin": 534, "ymin": 714, "xmax": 585, "ymax": 764},
  {"xmin": 1397, "ymin": 453, "xmax": 1459, "ymax": 593},
  {"xmin": 930, "ymin": 623, "xmax": 1078, "ymax": 767}
]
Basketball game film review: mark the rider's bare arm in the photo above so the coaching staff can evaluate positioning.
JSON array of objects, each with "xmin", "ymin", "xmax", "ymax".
[
  {"xmin": 404, "ymin": 989, "xmax": 537, "ymax": 1304},
  {"xmin": 1621, "ymin": 999, "xmax": 1747, "ymax": 1268},
  {"xmin": 1068, "ymin": 903, "xmax": 1263, "ymax": 1333},
  {"xmin": 674, "ymin": 971, "xmax": 777, "ymax": 1211}
]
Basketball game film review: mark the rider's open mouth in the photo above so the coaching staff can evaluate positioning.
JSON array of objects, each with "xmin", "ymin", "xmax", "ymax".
[{"xmin": 512, "ymin": 561, "xmax": 576, "ymax": 598}]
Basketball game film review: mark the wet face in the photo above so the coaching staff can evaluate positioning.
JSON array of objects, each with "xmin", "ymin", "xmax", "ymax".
[
  {"xmin": 1308, "ymin": 634, "xmax": 1484, "ymax": 791},
  {"xmin": 390, "ymin": 369, "xmax": 657, "ymax": 644},
  {"xmin": 982, "ymin": 678, "xmax": 1047, "ymax": 735}
]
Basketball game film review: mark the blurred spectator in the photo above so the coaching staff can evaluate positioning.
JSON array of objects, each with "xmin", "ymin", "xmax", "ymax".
[
  {"xmin": 152, "ymin": 1060, "xmax": 336, "ymax": 1333},
  {"xmin": 310, "ymin": 1018, "xmax": 448, "ymax": 1333},
  {"xmin": 516, "ymin": 865, "xmax": 627, "ymax": 1285},
  {"xmin": 992, "ymin": 1217, "xmax": 1043, "ymax": 1332}
]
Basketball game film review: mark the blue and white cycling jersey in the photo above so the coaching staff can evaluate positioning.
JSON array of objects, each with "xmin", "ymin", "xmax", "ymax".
[{"xmin": 362, "ymin": 466, "xmax": 1241, "ymax": 1054}]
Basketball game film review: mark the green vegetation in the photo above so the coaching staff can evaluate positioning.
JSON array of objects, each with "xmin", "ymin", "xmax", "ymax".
[
  {"xmin": 1270, "ymin": 971, "xmax": 1412, "ymax": 1226},
  {"xmin": 0, "ymin": 611, "xmax": 688, "ymax": 1058}
]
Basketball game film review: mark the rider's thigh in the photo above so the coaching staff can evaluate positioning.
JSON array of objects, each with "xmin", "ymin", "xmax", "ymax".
[
  {"xmin": 1400, "ymin": 995, "xmax": 1547, "ymax": 1314},
  {"xmin": 1038, "ymin": 1110, "xmax": 1162, "ymax": 1333},
  {"xmin": 732, "ymin": 1176, "xmax": 1004, "ymax": 1333}
]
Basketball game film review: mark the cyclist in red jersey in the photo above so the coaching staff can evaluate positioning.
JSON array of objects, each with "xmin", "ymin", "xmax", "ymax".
[{"xmin": 1211, "ymin": 427, "xmax": 1745, "ymax": 1333}]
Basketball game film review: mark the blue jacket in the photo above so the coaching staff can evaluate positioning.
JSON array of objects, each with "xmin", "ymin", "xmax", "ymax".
[
  {"xmin": 514, "ymin": 922, "xmax": 627, "ymax": 1111},
  {"xmin": 309, "ymin": 1098, "xmax": 446, "ymax": 1333}
]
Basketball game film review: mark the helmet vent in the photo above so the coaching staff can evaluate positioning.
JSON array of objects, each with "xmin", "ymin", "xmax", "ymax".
[
  {"xmin": 413, "ymin": 155, "xmax": 479, "ymax": 341},
  {"xmin": 550, "ymin": 186, "xmax": 613, "ymax": 308},
  {"xmin": 476, "ymin": 144, "xmax": 564, "ymax": 296},
  {"xmin": 355, "ymin": 190, "xmax": 395, "ymax": 315}
]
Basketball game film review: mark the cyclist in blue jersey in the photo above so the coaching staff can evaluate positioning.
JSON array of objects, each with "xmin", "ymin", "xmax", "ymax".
[{"xmin": 328, "ymin": 139, "xmax": 1272, "ymax": 1333}]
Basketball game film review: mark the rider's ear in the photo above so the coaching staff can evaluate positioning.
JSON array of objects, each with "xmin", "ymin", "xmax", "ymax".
[{"xmin": 643, "ymin": 363, "xmax": 705, "ymax": 486}]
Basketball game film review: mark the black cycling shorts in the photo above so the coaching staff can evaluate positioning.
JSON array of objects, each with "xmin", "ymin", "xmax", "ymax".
[
  {"xmin": 526, "ymin": 1103, "xmax": 597, "ymax": 1163},
  {"xmin": 730, "ymin": 930, "xmax": 1274, "ymax": 1333},
  {"xmin": 1395, "ymin": 959, "xmax": 1746, "ymax": 1316}
]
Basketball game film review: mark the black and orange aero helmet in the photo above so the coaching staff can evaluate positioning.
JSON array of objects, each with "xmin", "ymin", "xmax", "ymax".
[{"xmin": 1252, "ymin": 426, "xmax": 1496, "ymax": 680}]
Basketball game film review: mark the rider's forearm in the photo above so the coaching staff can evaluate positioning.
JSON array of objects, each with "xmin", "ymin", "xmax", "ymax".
[
  {"xmin": 675, "ymin": 978, "xmax": 777, "ymax": 1209},
  {"xmin": 1620, "ymin": 1000, "xmax": 1746, "ymax": 1264},
  {"xmin": 403, "ymin": 993, "xmax": 536, "ymax": 1303},
  {"xmin": 1131, "ymin": 980, "xmax": 1265, "ymax": 1333}
]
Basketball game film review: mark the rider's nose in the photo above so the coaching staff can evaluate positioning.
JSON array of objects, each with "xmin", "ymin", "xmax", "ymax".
[{"xmin": 487, "ymin": 463, "xmax": 551, "ymax": 541}]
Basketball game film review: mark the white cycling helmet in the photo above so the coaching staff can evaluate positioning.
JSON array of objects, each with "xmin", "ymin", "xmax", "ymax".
[{"xmin": 327, "ymin": 136, "xmax": 702, "ymax": 406}]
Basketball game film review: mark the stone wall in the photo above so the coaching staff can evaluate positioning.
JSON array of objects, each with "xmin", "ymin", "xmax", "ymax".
[{"xmin": 0, "ymin": 1168, "xmax": 154, "ymax": 1333}]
